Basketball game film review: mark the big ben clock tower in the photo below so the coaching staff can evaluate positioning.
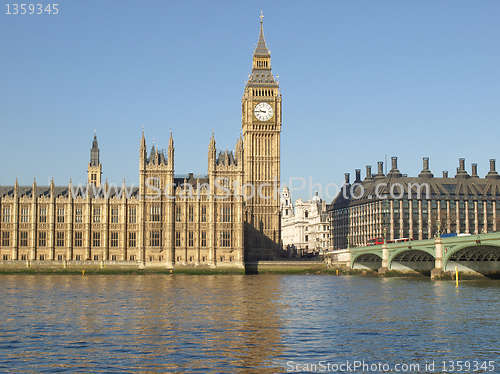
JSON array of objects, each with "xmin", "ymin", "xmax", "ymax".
[{"xmin": 242, "ymin": 13, "xmax": 282, "ymax": 259}]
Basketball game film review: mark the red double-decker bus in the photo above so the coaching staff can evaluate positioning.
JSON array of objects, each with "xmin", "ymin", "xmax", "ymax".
[{"xmin": 366, "ymin": 237, "xmax": 384, "ymax": 246}]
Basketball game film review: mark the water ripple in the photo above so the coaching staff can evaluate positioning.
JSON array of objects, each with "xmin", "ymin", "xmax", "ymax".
[{"xmin": 0, "ymin": 275, "xmax": 499, "ymax": 372}]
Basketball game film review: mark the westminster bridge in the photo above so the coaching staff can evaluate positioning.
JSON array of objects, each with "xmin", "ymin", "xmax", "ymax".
[{"xmin": 349, "ymin": 232, "xmax": 500, "ymax": 278}]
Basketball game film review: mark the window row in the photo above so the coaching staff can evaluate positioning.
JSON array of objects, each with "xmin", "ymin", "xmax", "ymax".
[
  {"xmin": 1, "ymin": 231, "xmax": 137, "ymax": 248},
  {"xmin": 1, "ymin": 230, "xmax": 234, "ymax": 248},
  {"xmin": 0, "ymin": 206, "xmax": 139, "ymax": 224},
  {"xmin": 0, "ymin": 204, "xmax": 238, "ymax": 224}
]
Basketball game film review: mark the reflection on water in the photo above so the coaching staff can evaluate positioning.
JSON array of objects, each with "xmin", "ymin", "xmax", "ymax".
[{"xmin": 0, "ymin": 275, "xmax": 499, "ymax": 373}]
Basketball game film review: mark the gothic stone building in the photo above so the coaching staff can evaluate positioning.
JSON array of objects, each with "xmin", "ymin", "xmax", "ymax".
[
  {"xmin": 0, "ymin": 17, "xmax": 282, "ymax": 267},
  {"xmin": 329, "ymin": 157, "xmax": 500, "ymax": 249}
]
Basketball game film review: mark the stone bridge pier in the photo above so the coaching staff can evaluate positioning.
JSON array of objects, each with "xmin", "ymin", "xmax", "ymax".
[
  {"xmin": 378, "ymin": 242, "xmax": 389, "ymax": 275},
  {"xmin": 430, "ymin": 237, "xmax": 444, "ymax": 279}
]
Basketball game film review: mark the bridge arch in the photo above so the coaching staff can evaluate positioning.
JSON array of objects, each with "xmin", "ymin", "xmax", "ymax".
[
  {"xmin": 388, "ymin": 247, "xmax": 435, "ymax": 273},
  {"xmin": 351, "ymin": 251, "xmax": 382, "ymax": 270},
  {"xmin": 444, "ymin": 242, "xmax": 500, "ymax": 275}
]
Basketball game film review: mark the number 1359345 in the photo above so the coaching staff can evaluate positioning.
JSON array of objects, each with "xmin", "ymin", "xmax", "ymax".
[{"xmin": 6, "ymin": 4, "xmax": 58, "ymax": 14}]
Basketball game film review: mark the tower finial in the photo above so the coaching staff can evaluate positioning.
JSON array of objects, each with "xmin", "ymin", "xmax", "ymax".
[
  {"xmin": 168, "ymin": 129, "xmax": 174, "ymax": 148},
  {"xmin": 260, "ymin": 10, "xmax": 264, "ymax": 24}
]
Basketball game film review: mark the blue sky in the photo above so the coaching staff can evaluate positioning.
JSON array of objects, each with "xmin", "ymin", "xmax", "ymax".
[{"xmin": 1, "ymin": 1, "xmax": 499, "ymax": 202}]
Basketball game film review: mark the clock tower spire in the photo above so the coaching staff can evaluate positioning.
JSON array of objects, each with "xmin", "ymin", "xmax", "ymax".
[{"xmin": 242, "ymin": 13, "xmax": 282, "ymax": 259}]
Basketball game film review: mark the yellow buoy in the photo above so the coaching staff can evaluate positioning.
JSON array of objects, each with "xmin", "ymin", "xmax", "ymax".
[
  {"xmin": 455, "ymin": 266, "xmax": 458, "ymax": 287},
  {"xmin": 82, "ymin": 270, "xmax": 85, "ymax": 276}
]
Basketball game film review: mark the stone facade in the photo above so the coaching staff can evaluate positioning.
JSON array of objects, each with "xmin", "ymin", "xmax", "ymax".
[
  {"xmin": 281, "ymin": 186, "xmax": 330, "ymax": 256},
  {"xmin": 0, "ymin": 17, "xmax": 281, "ymax": 267}
]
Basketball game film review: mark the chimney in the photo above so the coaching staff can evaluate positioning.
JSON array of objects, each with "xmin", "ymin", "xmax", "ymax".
[
  {"xmin": 423, "ymin": 157, "xmax": 429, "ymax": 170},
  {"xmin": 364, "ymin": 165, "xmax": 373, "ymax": 181},
  {"xmin": 418, "ymin": 157, "xmax": 433, "ymax": 178},
  {"xmin": 345, "ymin": 173, "xmax": 350, "ymax": 184},
  {"xmin": 355, "ymin": 169, "xmax": 361, "ymax": 182},
  {"xmin": 486, "ymin": 159, "xmax": 500, "ymax": 179},
  {"xmin": 391, "ymin": 156, "xmax": 397, "ymax": 170},
  {"xmin": 455, "ymin": 158, "xmax": 469, "ymax": 178},
  {"xmin": 471, "ymin": 163, "xmax": 478, "ymax": 178},
  {"xmin": 459, "ymin": 158, "xmax": 465, "ymax": 171},
  {"xmin": 443, "ymin": 171, "xmax": 448, "ymax": 178},
  {"xmin": 388, "ymin": 156, "xmax": 402, "ymax": 177},
  {"xmin": 374, "ymin": 161, "xmax": 385, "ymax": 179}
]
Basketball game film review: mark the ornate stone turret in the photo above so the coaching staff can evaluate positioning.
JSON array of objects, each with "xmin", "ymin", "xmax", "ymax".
[
  {"xmin": 208, "ymin": 132, "xmax": 216, "ymax": 172},
  {"xmin": 104, "ymin": 176, "xmax": 109, "ymax": 196},
  {"xmin": 50, "ymin": 178, "xmax": 55, "ymax": 198},
  {"xmin": 87, "ymin": 133, "xmax": 102, "ymax": 187},
  {"xmin": 167, "ymin": 131, "xmax": 174, "ymax": 171},
  {"xmin": 235, "ymin": 134, "xmax": 243, "ymax": 164},
  {"xmin": 281, "ymin": 184, "xmax": 292, "ymax": 219},
  {"xmin": 32, "ymin": 177, "xmax": 37, "ymax": 199},
  {"xmin": 140, "ymin": 131, "xmax": 147, "ymax": 168},
  {"xmin": 121, "ymin": 178, "xmax": 127, "ymax": 200}
]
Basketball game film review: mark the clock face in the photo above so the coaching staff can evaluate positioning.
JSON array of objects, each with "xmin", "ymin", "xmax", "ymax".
[{"xmin": 254, "ymin": 102, "xmax": 274, "ymax": 121}]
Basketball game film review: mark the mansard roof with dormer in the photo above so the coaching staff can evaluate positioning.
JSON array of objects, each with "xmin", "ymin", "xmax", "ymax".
[{"xmin": 329, "ymin": 157, "xmax": 500, "ymax": 211}]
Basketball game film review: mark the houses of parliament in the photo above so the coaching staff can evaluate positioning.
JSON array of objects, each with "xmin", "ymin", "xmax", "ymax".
[{"xmin": 0, "ymin": 17, "xmax": 282, "ymax": 268}]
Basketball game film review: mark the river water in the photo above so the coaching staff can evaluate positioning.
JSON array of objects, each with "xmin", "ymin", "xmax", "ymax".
[{"xmin": 0, "ymin": 274, "xmax": 499, "ymax": 373}]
